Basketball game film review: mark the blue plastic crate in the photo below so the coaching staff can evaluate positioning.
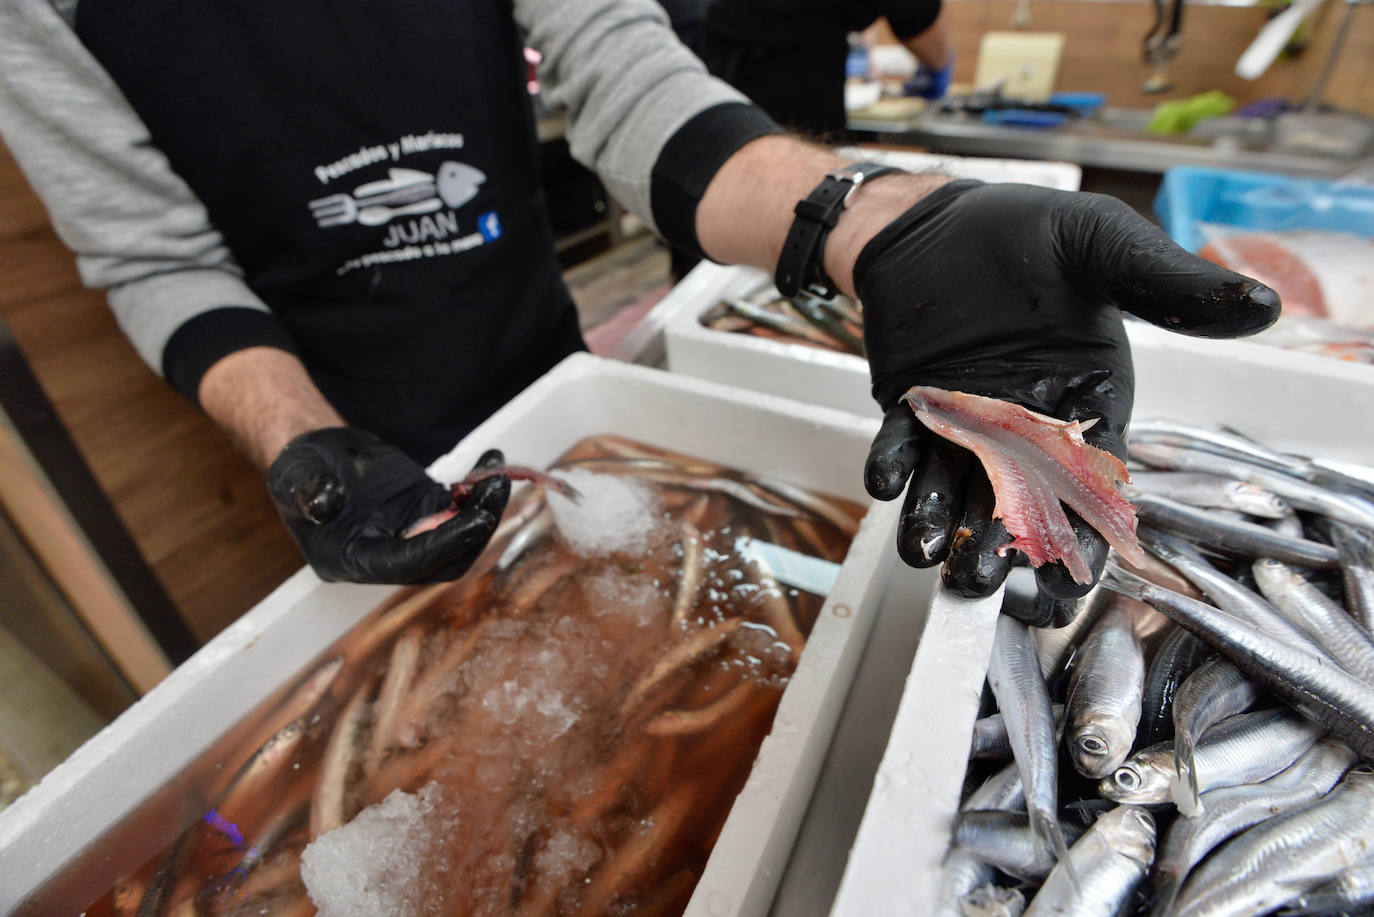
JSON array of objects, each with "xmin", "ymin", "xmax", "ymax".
[{"xmin": 1154, "ymin": 166, "xmax": 1374, "ymax": 253}]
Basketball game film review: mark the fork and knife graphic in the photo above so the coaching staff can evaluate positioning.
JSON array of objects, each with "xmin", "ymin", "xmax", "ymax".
[{"xmin": 309, "ymin": 160, "xmax": 487, "ymax": 228}]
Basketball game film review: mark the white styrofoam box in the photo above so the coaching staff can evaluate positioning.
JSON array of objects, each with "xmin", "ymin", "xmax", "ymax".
[
  {"xmin": 0, "ymin": 353, "xmax": 904, "ymax": 917},
  {"xmin": 824, "ymin": 336, "xmax": 1374, "ymax": 914},
  {"xmin": 644, "ymin": 151, "xmax": 1082, "ymax": 391}
]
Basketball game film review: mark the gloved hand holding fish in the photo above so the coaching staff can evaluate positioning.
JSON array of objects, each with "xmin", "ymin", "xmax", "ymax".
[
  {"xmin": 267, "ymin": 428, "xmax": 511, "ymax": 584},
  {"xmin": 942, "ymin": 421, "xmax": 1374, "ymax": 917},
  {"xmin": 857, "ymin": 181, "xmax": 1280, "ymax": 610}
]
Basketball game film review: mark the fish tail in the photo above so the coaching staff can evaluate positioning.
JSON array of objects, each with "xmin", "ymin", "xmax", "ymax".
[
  {"xmin": 1148, "ymin": 872, "xmax": 1183, "ymax": 917},
  {"xmin": 1172, "ymin": 734, "xmax": 1202, "ymax": 814},
  {"xmin": 1032, "ymin": 811, "xmax": 1079, "ymax": 894}
]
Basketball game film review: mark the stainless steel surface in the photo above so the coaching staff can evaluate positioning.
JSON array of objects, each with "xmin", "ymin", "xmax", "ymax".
[{"xmin": 849, "ymin": 109, "xmax": 1371, "ymax": 177}]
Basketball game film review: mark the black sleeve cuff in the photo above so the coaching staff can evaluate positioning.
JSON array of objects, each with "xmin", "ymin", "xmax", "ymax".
[
  {"xmin": 650, "ymin": 101, "xmax": 784, "ymax": 259},
  {"xmin": 162, "ymin": 307, "xmax": 300, "ymax": 409},
  {"xmin": 885, "ymin": 0, "xmax": 943, "ymax": 40}
]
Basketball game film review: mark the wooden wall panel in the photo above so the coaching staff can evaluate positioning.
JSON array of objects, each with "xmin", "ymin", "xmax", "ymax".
[
  {"xmin": 0, "ymin": 143, "xmax": 302, "ymax": 648},
  {"xmin": 936, "ymin": 0, "xmax": 1374, "ymax": 115}
]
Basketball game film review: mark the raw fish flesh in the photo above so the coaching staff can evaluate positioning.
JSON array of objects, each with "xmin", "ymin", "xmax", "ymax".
[{"xmin": 902, "ymin": 387, "xmax": 1145, "ymax": 584}]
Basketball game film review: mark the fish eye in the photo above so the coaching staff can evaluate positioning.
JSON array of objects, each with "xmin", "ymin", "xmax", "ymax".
[
  {"xmin": 1113, "ymin": 767, "xmax": 1140, "ymax": 790},
  {"xmin": 1078, "ymin": 736, "xmax": 1108, "ymax": 755}
]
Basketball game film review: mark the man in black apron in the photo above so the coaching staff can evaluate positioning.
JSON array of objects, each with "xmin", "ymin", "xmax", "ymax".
[{"xmin": 0, "ymin": 0, "xmax": 1279, "ymax": 607}]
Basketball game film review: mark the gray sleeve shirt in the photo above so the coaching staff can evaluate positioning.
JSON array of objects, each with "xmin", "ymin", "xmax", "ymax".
[{"xmin": 0, "ymin": 0, "xmax": 762, "ymax": 379}]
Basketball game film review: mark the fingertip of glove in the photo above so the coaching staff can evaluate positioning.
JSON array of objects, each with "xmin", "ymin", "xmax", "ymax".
[
  {"xmin": 474, "ymin": 448, "xmax": 506, "ymax": 471},
  {"xmin": 864, "ymin": 459, "xmax": 908, "ymax": 500}
]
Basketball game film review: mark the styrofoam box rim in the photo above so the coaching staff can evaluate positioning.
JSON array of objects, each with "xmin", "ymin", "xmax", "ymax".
[{"xmin": 0, "ymin": 354, "xmax": 901, "ymax": 917}]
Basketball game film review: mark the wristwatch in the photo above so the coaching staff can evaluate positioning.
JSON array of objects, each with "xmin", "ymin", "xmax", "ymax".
[{"xmin": 774, "ymin": 161, "xmax": 905, "ymax": 300}]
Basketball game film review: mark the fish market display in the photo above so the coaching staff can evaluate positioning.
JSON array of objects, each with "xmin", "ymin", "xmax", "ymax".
[
  {"xmin": 945, "ymin": 418, "xmax": 1374, "ymax": 916},
  {"xmin": 699, "ymin": 284, "xmax": 865, "ymax": 356},
  {"xmin": 1197, "ymin": 226, "xmax": 1374, "ymax": 364},
  {"xmin": 80, "ymin": 435, "xmax": 864, "ymax": 917},
  {"xmin": 903, "ymin": 386, "xmax": 1145, "ymax": 584}
]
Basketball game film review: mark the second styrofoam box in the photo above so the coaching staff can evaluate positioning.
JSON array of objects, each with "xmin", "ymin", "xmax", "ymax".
[
  {"xmin": 0, "ymin": 353, "xmax": 901, "ymax": 917},
  {"xmin": 659, "ymin": 152, "xmax": 1082, "ymax": 417},
  {"xmin": 825, "ymin": 334, "xmax": 1374, "ymax": 915}
]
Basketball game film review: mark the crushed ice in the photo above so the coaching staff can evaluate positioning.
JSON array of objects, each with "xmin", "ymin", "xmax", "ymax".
[
  {"xmin": 548, "ymin": 469, "xmax": 666, "ymax": 557},
  {"xmin": 301, "ymin": 782, "xmax": 446, "ymax": 917}
]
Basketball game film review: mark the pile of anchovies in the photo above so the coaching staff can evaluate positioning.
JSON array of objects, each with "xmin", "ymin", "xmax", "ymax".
[{"xmin": 941, "ymin": 418, "xmax": 1374, "ymax": 917}]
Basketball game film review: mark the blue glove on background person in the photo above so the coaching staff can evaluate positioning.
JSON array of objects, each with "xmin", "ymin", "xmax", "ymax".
[{"xmin": 904, "ymin": 55, "xmax": 952, "ymax": 100}]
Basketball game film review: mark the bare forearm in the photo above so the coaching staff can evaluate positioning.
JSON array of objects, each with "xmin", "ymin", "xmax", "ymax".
[
  {"xmin": 695, "ymin": 135, "xmax": 950, "ymax": 298},
  {"xmin": 198, "ymin": 347, "xmax": 344, "ymax": 470}
]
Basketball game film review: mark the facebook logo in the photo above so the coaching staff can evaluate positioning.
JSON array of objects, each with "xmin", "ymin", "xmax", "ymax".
[{"xmin": 478, "ymin": 211, "xmax": 502, "ymax": 242}]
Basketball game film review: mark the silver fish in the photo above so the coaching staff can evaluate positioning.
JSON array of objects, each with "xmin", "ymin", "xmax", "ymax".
[
  {"xmin": 1100, "ymin": 708, "xmax": 1323, "ymax": 806},
  {"xmin": 1128, "ymin": 419, "xmax": 1311, "ymax": 478},
  {"xmin": 1130, "ymin": 442, "xmax": 1374, "ymax": 532},
  {"xmin": 963, "ymin": 759, "xmax": 1027, "ymax": 813},
  {"xmin": 1253, "ymin": 557, "xmax": 1374, "ymax": 682},
  {"xmin": 1137, "ymin": 530, "xmax": 1325, "ymax": 656},
  {"xmin": 971, "ymin": 704, "xmax": 1066, "ymax": 761},
  {"xmin": 1331, "ymin": 521, "xmax": 1374, "ymax": 634},
  {"xmin": 1102, "ymin": 561, "xmax": 1374, "ymax": 759},
  {"xmin": 987, "ymin": 615, "xmax": 1072, "ymax": 874},
  {"xmin": 1133, "ymin": 494, "xmax": 1340, "ymax": 569},
  {"xmin": 952, "ymin": 810, "xmax": 1087, "ymax": 881},
  {"xmin": 1127, "ymin": 470, "xmax": 1289, "ymax": 519},
  {"xmin": 937, "ymin": 851, "xmax": 1000, "ymax": 917},
  {"xmin": 1023, "ymin": 805, "xmax": 1155, "ymax": 917},
  {"xmin": 1171, "ymin": 657, "xmax": 1261, "ymax": 810},
  {"xmin": 1150, "ymin": 738, "xmax": 1357, "ymax": 915},
  {"xmin": 1277, "ymin": 857, "xmax": 1374, "ymax": 915},
  {"xmin": 1167, "ymin": 766, "xmax": 1374, "ymax": 917},
  {"xmin": 961, "ymin": 883, "xmax": 1027, "ymax": 917},
  {"xmin": 1066, "ymin": 604, "xmax": 1146, "ymax": 779},
  {"xmin": 1031, "ymin": 583, "xmax": 1110, "ymax": 680}
]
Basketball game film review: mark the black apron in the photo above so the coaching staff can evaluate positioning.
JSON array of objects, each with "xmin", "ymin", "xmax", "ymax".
[{"xmin": 76, "ymin": 0, "xmax": 586, "ymax": 464}]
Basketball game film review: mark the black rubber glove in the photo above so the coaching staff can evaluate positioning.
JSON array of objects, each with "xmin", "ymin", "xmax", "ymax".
[
  {"xmin": 267, "ymin": 427, "xmax": 510, "ymax": 584},
  {"xmin": 857, "ymin": 180, "xmax": 1279, "ymax": 610}
]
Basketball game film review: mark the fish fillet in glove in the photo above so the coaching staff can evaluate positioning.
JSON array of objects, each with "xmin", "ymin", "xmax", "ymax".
[
  {"xmin": 857, "ymin": 180, "xmax": 1279, "ymax": 605},
  {"xmin": 903, "ymin": 386, "xmax": 1146, "ymax": 585}
]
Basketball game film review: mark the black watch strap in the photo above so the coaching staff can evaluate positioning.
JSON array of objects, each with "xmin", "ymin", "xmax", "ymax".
[{"xmin": 775, "ymin": 161, "xmax": 905, "ymax": 300}]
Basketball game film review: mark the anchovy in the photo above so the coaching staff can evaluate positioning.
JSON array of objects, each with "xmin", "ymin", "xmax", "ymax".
[
  {"xmin": 936, "ymin": 850, "xmax": 1000, "ymax": 917},
  {"xmin": 1100, "ymin": 708, "xmax": 1323, "ymax": 806},
  {"xmin": 1307, "ymin": 455, "xmax": 1374, "ymax": 501},
  {"xmin": 1066, "ymin": 604, "xmax": 1147, "ymax": 778},
  {"xmin": 723, "ymin": 296, "xmax": 846, "ymax": 348},
  {"xmin": 1023, "ymin": 805, "xmax": 1155, "ymax": 917},
  {"xmin": 987, "ymin": 615, "xmax": 1073, "ymax": 875},
  {"xmin": 1133, "ymin": 495, "xmax": 1341, "ymax": 569},
  {"xmin": 1167, "ymin": 766, "xmax": 1374, "ymax": 917},
  {"xmin": 1331, "ymin": 521, "xmax": 1374, "ymax": 633},
  {"xmin": 1130, "ymin": 442, "xmax": 1374, "ymax": 532},
  {"xmin": 1171, "ymin": 657, "xmax": 1261, "ymax": 810},
  {"xmin": 1278, "ymin": 858, "xmax": 1374, "ymax": 915},
  {"xmin": 1150, "ymin": 739, "xmax": 1357, "ymax": 915},
  {"xmin": 952, "ymin": 810, "xmax": 1089, "ymax": 881},
  {"xmin": 961, "ymin": 884, "xmax": 1027, "ymax": 917},
  {"xmin": 1127, "ymin": 470, "xmax": 1289, "ymax": 519},
  {"xmin": 971, "ymin": 704, "xmax": 1066, "ymax": 761},
  {"xmin": 1032, "ymin": 584, "xmax": 1110, "ymax": 680},
  {"xmin": 1138, "ymin": 530, "xmax": 1325, "ymax": 655},
  {"xmin": 1252, "ymin": 557, "xmax": 1374, "ymax": 682},
  {"xmin": 787, "ymin": 294, "xmax": 865, "ymax": 354},
  {"xmin": 1128, "ymin": 419, "xmax": 1311, "ymax": 478},
  {"xmin": 1101, "ymin": 561, "xmax": 1374, "ymax": 759},
  {"xmin": 1137, "ymin": 625, "xmax": 1210, "ymax": 752},
  {"xmin": 963, "ymin": 759, "xmax": 1027, "ymax": 812}
]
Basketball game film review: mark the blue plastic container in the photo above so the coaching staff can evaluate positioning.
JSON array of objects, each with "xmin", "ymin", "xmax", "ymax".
[{"xmin": 1154, "ymin": 166, "xmax": 1374, "ymax": 253}]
